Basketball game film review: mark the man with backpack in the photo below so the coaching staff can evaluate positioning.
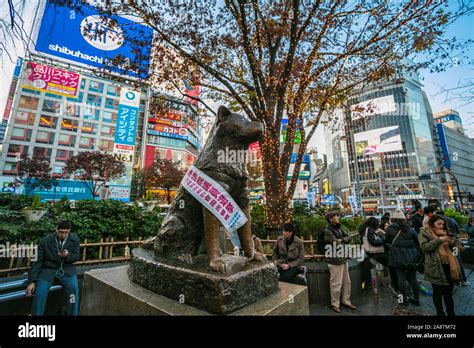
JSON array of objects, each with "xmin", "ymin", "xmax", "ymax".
[{"xmin": 320, "ymin": 211, "xmax": 356, "ymax": 313}]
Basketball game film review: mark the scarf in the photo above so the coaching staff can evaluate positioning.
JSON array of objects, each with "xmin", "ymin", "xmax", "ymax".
[{"xmin": 425, "ymin": 226, "xmax": 461, "ymax": 281}]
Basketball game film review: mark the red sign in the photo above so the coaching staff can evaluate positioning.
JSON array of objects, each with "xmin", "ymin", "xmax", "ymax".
[
  {"xmin": 148, "ymin": 123, "xmax": 187, "ymax": 136},
  {"xmin": 151, "ymin": 112, "xmax": 182, "ymax": 122},
  {"xmin": 23, "ymin": 62, "xmax": 80, "ymax": 97}
]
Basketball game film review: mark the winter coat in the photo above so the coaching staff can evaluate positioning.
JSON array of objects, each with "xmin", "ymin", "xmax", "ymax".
[
  {"xmin": 385, "ymin": 223, "xmax": 419, "ymax": 270},
  {"xmin": 323, "ymin": 223, "xmax": 352, "ymax": 265},
  {"xmin": 419, "ymin": 227, "xmax": 459, "ymax": 285},
  {"xmin": 272, "ymin": 236, "xmax": 305, "ymax": 269}
]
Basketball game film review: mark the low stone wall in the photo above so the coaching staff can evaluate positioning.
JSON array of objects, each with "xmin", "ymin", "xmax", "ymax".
[{"xmin": 304, "ymin": 259, "xmax": 365, "ymax": 306}]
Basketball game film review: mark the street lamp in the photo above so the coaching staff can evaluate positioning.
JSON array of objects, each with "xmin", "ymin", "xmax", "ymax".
[{"xmin": 431, "ymin": 169, "xmax": 464, "ymax": 211}]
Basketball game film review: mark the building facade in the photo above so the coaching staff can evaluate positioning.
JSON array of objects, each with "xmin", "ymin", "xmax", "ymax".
[
  {"xmin": 434, "ymin": 109, "xmax": 474, "ymax": 209},
  {"xmin": 325, "ymin": 67, "xmax": 445, "ymax": 213}
]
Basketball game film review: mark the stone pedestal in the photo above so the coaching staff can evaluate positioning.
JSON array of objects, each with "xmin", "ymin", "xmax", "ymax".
[
  {"xmin": 80, "ymin": 265, "xmax": 309, "ymax": 316},
  {"xmin": 127, "ymin": 248, "xmax": 279, "ymax": 314}
]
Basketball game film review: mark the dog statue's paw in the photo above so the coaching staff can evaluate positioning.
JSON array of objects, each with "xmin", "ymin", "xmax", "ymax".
[
  {"xmin": 248, "ymin": 251, "xmax": 267, "ymax": 263},
  {"xmin": 209, "ymin": 258, "xmax": 227, "ymax": 273}
]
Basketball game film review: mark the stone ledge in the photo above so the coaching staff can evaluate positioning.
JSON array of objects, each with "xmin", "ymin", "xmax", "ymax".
[
  {"xmin": 128, "ymin": 248, "xmax": 279, "ymax": 314},
  {"xmin": 80, "ymin": 265, "xmax": 309, "ymax": 316}
]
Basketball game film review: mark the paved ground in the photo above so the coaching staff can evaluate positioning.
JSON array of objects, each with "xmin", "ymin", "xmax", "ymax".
[{"xmin": 310, "ymin": 265, "xmax": 474, "ymax": 316}]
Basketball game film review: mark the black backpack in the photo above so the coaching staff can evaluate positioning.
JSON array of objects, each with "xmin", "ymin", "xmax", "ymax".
[{"xmin": 317, "ymin": 229, "xmax": 327, "ymax": 255}]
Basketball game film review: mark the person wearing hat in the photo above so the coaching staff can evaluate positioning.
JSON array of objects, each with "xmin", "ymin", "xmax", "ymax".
[
  {"xmin": 385, "ymin": 209, "xmax": 421, "ymax": 306},
  {"xmin": 322, "ymin": 211, "xmax": 356, "ymax": 313},
  {"xmin": 409, "ymin": 203, "xmax": 424, "ymax": 234}
]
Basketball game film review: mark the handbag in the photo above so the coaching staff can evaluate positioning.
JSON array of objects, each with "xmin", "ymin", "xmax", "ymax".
[
  {"xmin": 416, "ymin": 249, "xmax": 425, "ymax": 274},
  {"xmin": 363, "ymin": 227, "xmax": 385, "ymax": 254}
]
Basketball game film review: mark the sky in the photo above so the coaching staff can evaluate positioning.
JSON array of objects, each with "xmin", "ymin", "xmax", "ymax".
[{"xmin": 0, "ymin": 1, "xmax": 473, "ymax": 156}]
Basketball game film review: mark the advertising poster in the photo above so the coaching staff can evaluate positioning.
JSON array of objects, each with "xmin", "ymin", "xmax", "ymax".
[
  {"xmin": 351, "ymin": 95, "xmax": 396, "ymax": 120},
  {"xmin": 35, "ymin": 1, "xmax": 153, "ymax": 78},
  {"xmin": 22, "ymin": 62, "xmax": 80, "ymax": 97},
  {"xmin": 354, "ymin": 126, "xmax": 403, "ymax": 156}
]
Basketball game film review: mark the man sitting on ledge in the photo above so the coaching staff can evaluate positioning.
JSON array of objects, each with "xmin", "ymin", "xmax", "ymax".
[
  {"xmin": 26, "ymin": 220, "xmax": 81, "ymax": 316},
  {"xmin": 272, "ymin": 223, "xmax": 305, "ymax": 284}
]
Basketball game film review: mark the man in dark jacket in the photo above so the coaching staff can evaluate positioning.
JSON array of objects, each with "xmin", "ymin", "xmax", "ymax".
[
  {"xmin": 26, "ymin": 220, "xmax": 81, "ymax": 315},
  {"xmin": 272, "ymin": 223, "xmax": 305, "ymax": 283},
  {"xmin": 409, "ymin": 204, "xmax": 424, "ymax": 234},
  {"xmin": 323, "ymin": 211, "xmax": 356, "ymax": 313}
]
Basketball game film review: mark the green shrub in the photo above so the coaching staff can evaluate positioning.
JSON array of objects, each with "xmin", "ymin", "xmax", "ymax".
[
  {"xmin": 250, "ymin": 204, "xmax": 266, "ymax": 238},
  {"xmin": 445, "ymin": 208, "xmax": 468, "ymax": 227}
]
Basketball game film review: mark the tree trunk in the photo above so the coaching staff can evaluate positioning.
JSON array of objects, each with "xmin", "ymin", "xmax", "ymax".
[{"xmin": 166, "ymin": 188, "xmax": 171, "ymax": 204}]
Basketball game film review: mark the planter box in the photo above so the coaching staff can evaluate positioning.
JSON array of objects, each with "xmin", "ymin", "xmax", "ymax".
[
  {"xmin": 21, "ymin": 209, "xmax": 47, "ymax": 222},
  {"xmin": 305, "ymin": 259, "xmax": 365, "ymax": 305}
]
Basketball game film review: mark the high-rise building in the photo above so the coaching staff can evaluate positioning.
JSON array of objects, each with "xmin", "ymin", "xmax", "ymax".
[
  {"xmin": 0, "ymin": 2, "xmax": 202, "ymax": 201},
  {"xmin": 326, "ymin": 63, "xmax": 445, "ymax": 212},
  {"xmin": 434, "ymin": 109, "xmax": 474, "ymax": 209}
]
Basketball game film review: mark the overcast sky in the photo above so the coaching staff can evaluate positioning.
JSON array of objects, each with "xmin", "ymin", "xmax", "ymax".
[{"xmin": 1, "ymin": 1, "xmax": 472, "ymax": 157}]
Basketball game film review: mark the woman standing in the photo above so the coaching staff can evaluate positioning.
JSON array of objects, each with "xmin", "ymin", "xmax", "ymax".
[
  {"xmin": 385, "ymin": 209, "xmax": 420, "ymax": 306},
  {"xmin": 419, "ymin": 215, "xmax": 462, "ymax": 316}
]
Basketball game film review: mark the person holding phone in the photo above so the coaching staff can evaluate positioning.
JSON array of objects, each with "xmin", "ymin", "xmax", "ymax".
[
  {"xmin": 419, "ymin": 215, "xmax": 462, "ymax": 316},
  {"xmin": 26, "ymin": 220, "xmax": 81, "ymax": 315}
]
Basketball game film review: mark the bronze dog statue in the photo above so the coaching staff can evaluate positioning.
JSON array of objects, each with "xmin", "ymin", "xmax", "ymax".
[{"xmin": 144, "ymin": 106, "xmax": 266, "ymax": 272}]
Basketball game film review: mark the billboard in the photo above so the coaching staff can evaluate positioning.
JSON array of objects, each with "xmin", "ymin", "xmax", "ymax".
[
  {"xmin": 436, "ymin": 123, "xmax": 451, "ymax": 169},
  {"xmin": 2, "ymin": 58, "xmax": 23, "ymax": 124},
  {"xmin": 281, "ymin": 119, "xmax": 302, "ymax": 143},
  {"xmin": 147, "ymin": 123, "xmax": 188, "ymax": 140},
  {"xmin": 354, "ymin": 126, "xmax": 403, "ymax": 156},
  {"xmin": 22, "ymin": 62, "xmax": 80, "ymax": 97},
  {"xmin": 114, "ymin": 88, "xmax": 140, "ymax": 147},
  {"xmin": 30, "ymin": 180, "xmax": 94, "ymax": 200},
  {"xmin": 351, "ymin": 95, "xmax": 396, "ymax": 120},
  {"xmin": 35, "ymin": 1, "xmax": 153, "ymax": 78}
]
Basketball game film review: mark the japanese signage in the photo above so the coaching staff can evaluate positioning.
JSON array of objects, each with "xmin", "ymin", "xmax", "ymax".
[
  {"xmin": 115, "ymin": 88, "xmax": 140, "ymax": 147},
  {"xmin": 22, "ymin": 62, "xmax": 80, "ymax": 97},
  {"xmin": 147, "ymin": 123, "xmax": 188, "ymax": 140},
  {"xmin": 35, "ymin": 1, "xmax": 153, "ymax": 78},
  {"xmin": 29, "ymin": 179, "xmax": 93, "ymax": 200},
  {"xmin": 113, "ymin": 144, "xmax": 134, "ymax": 163},
  {"xmin": 110, "ymin": 87, "xmax": 140, "ymax": 202},
  {"xmin": 182, "ymin": 166, "xmax": 247, "ymax": 239},
  {"xmin": 2, "ymin": 58, "xmax": 23, "ymax": 124},
  {"xmin": 151, "ymin": 112, "xmax": 182, "ymax": 123}
]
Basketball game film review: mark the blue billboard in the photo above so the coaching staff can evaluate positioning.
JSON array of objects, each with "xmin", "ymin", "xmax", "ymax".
[
  {"xmin": 29, "ymin": 180, "xmax": 94, "ymax": 201},
  {"xmin": 35, "ymin": 1, "xmax": 153, "ymax": 78},
  {"xmin": 436, "ymin": 123, "xmax": 451, "ymax": 169}
]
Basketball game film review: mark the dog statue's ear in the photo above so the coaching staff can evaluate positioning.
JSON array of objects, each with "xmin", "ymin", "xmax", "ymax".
[{"xmin": 217, "ymin": 106, "xmax": 231, "ymax": 123}]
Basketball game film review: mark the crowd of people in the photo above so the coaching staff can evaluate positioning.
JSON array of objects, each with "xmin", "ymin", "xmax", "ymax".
[{"xmin": 273, "ymin": 203, "xmax": 472, "ymax": 316}]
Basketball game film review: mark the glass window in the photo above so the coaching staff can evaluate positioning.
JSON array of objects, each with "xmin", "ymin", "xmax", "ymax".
[
  {"xmin": 101, "ymin": 125, "xmax": 115, "ymax": 136},
  {"xmin": 36, "ymin": 131, "xmax": 55, "ymax": 144},
  {"xmin": 79, "ymin": 137, "xmax": 95, "ymax": 149},
  {"xmin": 80, "ymin": 79, "xmax": 86, "ymax": 89},
  {"xmin": 89, "ymin": 81, "xmax": 104, "ymax": 93},
  {"xmin": 39, "ymin": 115, "xmax": 58, "ymax": 129},
  {"xmin": 103, "ymin": 111, "xmax": 117, "ymax": 123},
  {"xmin": 106, "ymin": 85, "xmax": 120, "ymax": 96},
  {"xmin": 105, "ymin": 97, "xmax": 119, "ymax": 110},
  {"xmin": 11, "ymin": 127, "xmax": 32, "ymax": 141},
  {"xmin": 87, "ymin": 93, "xmax": 102, "ymax": 107},
  {"xmin": 64, "ymin": 103, "xmax": 81, "ymax": 117},
  {"xmin": 82, "ymin": 122, "xmax": 96, "ymax": 134},
  {"xmin": 99, "ymin": 139, "xmax": 114, "ymax": 151},
  {"xmin": 42, "ymin": 100, "xmax": 61, "ymax": 114},
  {"xmin": 14, "ymin": 112, "xmax": 35, "ymax": 125},
  {"xmin": 6, "ymin": 144, "xmax": 27, "ymax": 158},
  {"xmin": 19, "ymin": 95, "xmax": 39, "ymax": 110},
  {"xmin": 56, "ymin": 149, "xmax": 71, "ymax": 162},
  {"xmin": 3, "ymin": 162, "xmax": 18, "ymax": 174},
  {"xmin": 58, "ymin": 134, "xmax": 76, "ymax": 146},
  {"xmin": 61, "ymin": 119, "xmax": 79, "ymax": 132}
]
